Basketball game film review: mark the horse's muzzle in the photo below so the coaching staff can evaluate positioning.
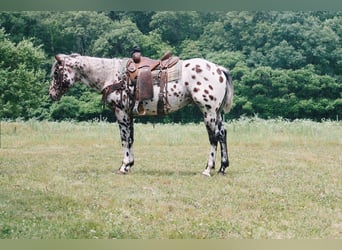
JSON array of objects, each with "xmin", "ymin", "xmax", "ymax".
[{"xmin": 49, "ymin": 92, "xmax": 60, "ymax": 101}]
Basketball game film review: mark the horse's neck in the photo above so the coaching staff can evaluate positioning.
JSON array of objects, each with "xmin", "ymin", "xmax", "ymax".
[{"xmin": 78, "ymin": 56, "xmax": 125, "ymax": 92}]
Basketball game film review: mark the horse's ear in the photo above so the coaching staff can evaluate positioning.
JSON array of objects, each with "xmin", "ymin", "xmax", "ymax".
[{"xmin": 55, "ymin": 54, "xmax": 64, "ymax": 63}]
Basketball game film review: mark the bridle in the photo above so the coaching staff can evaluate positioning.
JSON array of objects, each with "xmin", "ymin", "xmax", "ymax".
[{"xmin": 54, "ymin": 61, "xmax": 69, "ymax": 93}]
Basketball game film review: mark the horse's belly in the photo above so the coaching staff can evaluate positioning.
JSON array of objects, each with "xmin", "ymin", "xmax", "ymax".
[{"xmin": 142, "ymin": 83, "xmax": 190, "ymax": 116}]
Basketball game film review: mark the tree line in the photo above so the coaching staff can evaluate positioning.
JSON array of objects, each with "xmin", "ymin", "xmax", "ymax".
[{"xmin": 0, "ymin": 11, "xmax": 341, "ymax": 122}]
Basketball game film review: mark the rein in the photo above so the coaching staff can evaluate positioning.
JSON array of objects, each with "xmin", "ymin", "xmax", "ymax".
[
  {"xmin": 58, "ymin": 62, "xmax": 65, "ymax": 87},
  {"xmin": 101, "ymin": 59, "xmax": 134, "ymax": 110},
  {"xmin": 56, "ymin": 61, "xmax": 68, "ymax": 93},
  {"xmin": 101, "ymin": 80, "xmax": 126, "ymax": 106}
]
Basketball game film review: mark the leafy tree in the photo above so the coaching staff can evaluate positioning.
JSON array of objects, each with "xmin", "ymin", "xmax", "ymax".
[
  {"xmin": 150, "ymin": 11, "xmax": 203, "ymax": 45},
  {"xmin": 178, "ymin": 39, "xmax": 206, "ymax": 59},
  {"xmin": 1, "ymin": 11, "xmax": 341, "ymax": 122},
  {"xmin": 40, "ymin": 11, "xmax": 115, "ymax": 56},
  {"xmin": 199, "ymin": 21, "xmax": 231, "ymax": 51},
  {"xmin": 91, "ymin": 18, "xmax": 144, "ymax": 57},
  {"xmin": 232, "ymin": 65, "xmax": 342, "ymax": 120},
  {"xmin": 206, "ymin": 51, "xmax": 246, "ymax": 69},
  {"xmin": 138, "ymin": 31, "xmax": 173, "ymax": 58},
  {"xmin": 50, "ymin": 96, "xmax": 80, "ymax": 121},
  {"xmin": 256, "ymin": 40, "xmax": 306, "ymax": 69},
  {"xmin": 0, "ymin": 28, "xmax": 48, "ymax": 120},
  {"xmin": 120, "ymin": 11, "xmax": 155, "ymax": 34}
]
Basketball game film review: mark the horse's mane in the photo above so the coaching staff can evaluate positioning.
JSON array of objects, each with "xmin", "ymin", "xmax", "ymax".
[
  {"xmin": 50, "ymin": 53, "xmax": 81, "ymax": 77},
  {"xmin": 70, "ymin": 53, "xmax": 81, "ymax": 57},
  {"xmin": 50, "ymin": 54, "xmax": 130, "ymax": 80}
]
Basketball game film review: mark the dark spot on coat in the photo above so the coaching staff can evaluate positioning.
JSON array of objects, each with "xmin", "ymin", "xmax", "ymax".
[
  {"xmin": 185, "ymin": 63, "xmax": 190, "ymax": 67},
  {"xmin": 193, "ymin": 87, "xmax": 199, "ymax": 93},
  {"xmin": 209, "ymin": 85, "xmax": 213, "ymax": 90},
  {"xmin": 195, "ymin": 65, "xmax": 202, "ymax": 73},
  {"xmin": 197, "ymin": 81, "xmax": 202, "ymax": 85},
  {"xmin": 219, "ymin": 76, "xmax": 224, "ymax": 83}
]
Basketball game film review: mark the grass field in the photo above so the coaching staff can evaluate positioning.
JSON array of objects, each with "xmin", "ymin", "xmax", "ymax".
[{"xmin": 0, "ymin": 118, "xmax": 341, "ymax": 239}]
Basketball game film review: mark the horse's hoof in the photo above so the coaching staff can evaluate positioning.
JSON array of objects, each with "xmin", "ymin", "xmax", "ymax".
[
  {"xmin": 116, "ymin": 169, "xmax": 128, "ymax": 175},
  {"xmin": 218, "ymin": 171, "xmax": 226, "ymax": 176},
  {"xmin": 202, "ymin": 171, "xmax": 211, "ymax": 177}
]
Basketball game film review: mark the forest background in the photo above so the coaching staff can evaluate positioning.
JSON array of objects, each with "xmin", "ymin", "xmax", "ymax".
[{"xmin": 0, "ymin": 11, "xmax": 341, "ymax": 123}]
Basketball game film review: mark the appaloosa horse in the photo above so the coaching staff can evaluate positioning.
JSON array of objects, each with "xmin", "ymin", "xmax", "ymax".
[{"xmin": 49, "ymin": 53, "xmax": 234, "ymax": 176}]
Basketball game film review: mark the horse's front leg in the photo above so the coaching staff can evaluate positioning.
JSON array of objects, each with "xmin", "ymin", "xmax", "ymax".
[{"xmin": 115, "ymin": 108, "xmax": 134, "ymax": 174}]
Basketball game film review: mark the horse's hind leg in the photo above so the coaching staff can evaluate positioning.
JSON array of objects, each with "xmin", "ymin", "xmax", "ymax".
[
  {"xmin": 202, "ymin": 113, "xmax": 229, "ymax": 176},
  {"xmin": 202, "ymin": 112, "xmax": 219, "ymax": 177},
  {"xmin": 217, "ymin": 114, "xmax": 229, "ymax": 175}
]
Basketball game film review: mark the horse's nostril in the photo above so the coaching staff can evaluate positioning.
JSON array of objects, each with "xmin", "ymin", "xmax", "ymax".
[{"xmin": 49, "ymin": 93, "xmax": 57, "ymax": 101}]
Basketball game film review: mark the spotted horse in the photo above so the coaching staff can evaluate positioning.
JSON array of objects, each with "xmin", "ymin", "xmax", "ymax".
[{"xmin": 49, "ymin": 53, "xmax": 234, "ymax": 176}]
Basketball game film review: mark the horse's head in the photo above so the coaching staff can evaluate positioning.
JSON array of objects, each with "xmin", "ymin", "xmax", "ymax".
[{"xmin": 49, "ymin": 54, "xmax": 79, "ymax": 101}]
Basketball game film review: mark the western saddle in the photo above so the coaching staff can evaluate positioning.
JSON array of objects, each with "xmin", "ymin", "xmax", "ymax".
[{"xmin": 126, "ymin": 51, "xmax": 179, "ymax": 115}]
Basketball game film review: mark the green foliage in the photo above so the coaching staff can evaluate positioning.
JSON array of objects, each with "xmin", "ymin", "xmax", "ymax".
[
  {"xmin": 0, "ymin": 28, "xmax": 48, "ymax": 120},
  {"xmin": 231, "ymin": 66, "xmax": 342, "ymax": 120},
  {"xmin": 50, "ymin": 96, "xmax": 80, "ymax": 121},
  {"xmin": 149, "ymin": 11, "xmax": 203, "ymax": 45},
  {"xmin": 49, "ymin": 87, "xmax": 104, "ymax": 121},
  {"xmin": 91, "ymin": 18, "xmax": 144, "ymax": 57},
  {"xmin": 0, "ymin": 11, "xmax": 341, "ymax": 122},
  {"xmin": 206, "ymin": 51, "xmax": 246, "ymax": 69},
  {"xmin": 139, "ymin": 31, "xmax": 173, "ymax": 58}
]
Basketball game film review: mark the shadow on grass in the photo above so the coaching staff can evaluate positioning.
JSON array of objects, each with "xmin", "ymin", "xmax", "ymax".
[
  {"xmin": 133, "ymin": 168, "xmax": 236, "ymax": 177},
  {"xmin": 134, "ymin": 169, "xmax": 200, "ymax": 177}
]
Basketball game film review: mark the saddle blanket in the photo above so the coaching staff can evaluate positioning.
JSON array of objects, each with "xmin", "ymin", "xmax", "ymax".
[{"xmin": 151, "ymin": 60, "xmax": 182, "ymax": 85}]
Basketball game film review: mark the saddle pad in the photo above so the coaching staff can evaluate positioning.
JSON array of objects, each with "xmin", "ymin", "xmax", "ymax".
[{"xmin": 151, "ymin": 60, "xmax": 183, "ymax": 84}]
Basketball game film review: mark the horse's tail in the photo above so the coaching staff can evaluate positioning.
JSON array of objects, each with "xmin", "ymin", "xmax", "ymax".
[{"xmin": 219, "ymin": 66, "xmax": 234, "ymax": 113}]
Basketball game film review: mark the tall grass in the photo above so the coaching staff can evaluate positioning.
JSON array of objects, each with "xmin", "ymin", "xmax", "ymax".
[{"xmin": 0, "ymin": 118, "xmax": 341, "ymax": 239}]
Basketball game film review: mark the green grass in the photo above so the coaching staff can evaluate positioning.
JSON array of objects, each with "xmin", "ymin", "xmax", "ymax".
[{"xmin": 0, "ymin": 118, "xmax": 341, "ymax": 239}]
